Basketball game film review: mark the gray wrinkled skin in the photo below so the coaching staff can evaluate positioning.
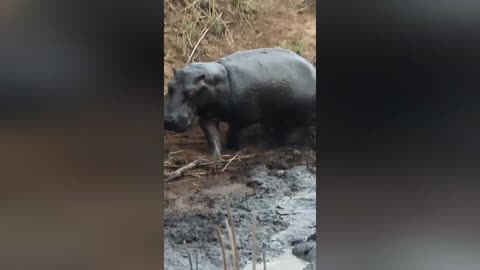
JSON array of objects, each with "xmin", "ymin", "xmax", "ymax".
[{"xmin": 164, "ymin": 48, "xmax": 316, "ymax": 159}]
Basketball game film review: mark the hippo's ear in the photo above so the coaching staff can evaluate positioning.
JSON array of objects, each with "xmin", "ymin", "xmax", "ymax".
[
  {"xmin": 172, "ymin": 67, "xmax": 177, "ymax": 76},
  {"xmin": 196, "ymin": 74, "xmax": 207, "ymax": 84}
]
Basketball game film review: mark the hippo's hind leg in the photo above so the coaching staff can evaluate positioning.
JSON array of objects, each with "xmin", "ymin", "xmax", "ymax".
[
  {"xmin": 226, "ymin": 124, "xmax": 243, "ymax": 150},
  {"xmin": 199, "ymin": 116, "xmax": 222, "ymax": 160},
  {"xmin": 264, "ymin": 122, "xmax": 290, "ymax": 146}
]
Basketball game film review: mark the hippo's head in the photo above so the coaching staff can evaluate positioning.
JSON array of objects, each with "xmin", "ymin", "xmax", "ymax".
[{"xmin": 164, "ymin": 64, "xmax": 216, "ymax": 133}]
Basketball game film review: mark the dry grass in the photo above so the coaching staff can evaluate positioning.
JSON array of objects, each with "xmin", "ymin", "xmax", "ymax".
[
  {"xmin": 165, "ymin": 0, "xmax": 257, "ymax": 65},
  {"xmin": 231, "ymin": 0, "xmax": 258, "ymax": 14},
  {"xmin": 164, "ymin": 0, "xmax": 260, "ymax": 99},
  {"xmin": 164, "ymin": 0, "xmax": 235, "ymax": 96},
  {"xmin": 276, "ymin": 38, "xmax": 316, "ymax": 65}
]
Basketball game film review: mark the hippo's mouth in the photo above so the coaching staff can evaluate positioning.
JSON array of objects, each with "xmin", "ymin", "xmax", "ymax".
[
  {"xmin": 164, "ymin": 122, "xmax": 190, "ymax": 133},
  {"xmin": 164, "ymin": 115, "xmax": 195, "ymax": 133}
]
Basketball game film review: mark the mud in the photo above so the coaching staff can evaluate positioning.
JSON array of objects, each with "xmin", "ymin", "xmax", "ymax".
[{"xmin": 164, "ymin": 124, "xmax": 316, "ymax": 270}]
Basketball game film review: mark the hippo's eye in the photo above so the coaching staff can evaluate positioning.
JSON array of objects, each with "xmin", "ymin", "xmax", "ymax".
[{"xmin": 186, "ymin": 90, "xmax": 195, "ymax": 98}]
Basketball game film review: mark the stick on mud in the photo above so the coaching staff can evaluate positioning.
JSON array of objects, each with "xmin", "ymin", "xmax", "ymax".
[
  {"xmin": 225, "ymin": 218, "xmax": 238, "ymax": 270},
  {"xmin": 165, "ymin": 158, "xmax": 205, "ymax": 182},
  {"xmin": 225, "ymin": 196, "xmax": 240, "ymax": 270},
  {"xmin": 262, "ymin": 250, "xmax": 266, "ymax": 270},
  {"xmin": 221, "ymin": 154, "xmax": 239, "ymax": 172},
  {"xmin": 195, "ymin": 252, "xmax": 198, "ymax": 270},
  {"xmin": 252, "ymin": 213, "xmax": 257, "ymax": 270},
  {"xmin": 215, "ymin": 226, "xmax": 229, "ymax": 270},
  {"xmin": 184, "ymin": 240, "xmax": 194, "ymax": 270}
]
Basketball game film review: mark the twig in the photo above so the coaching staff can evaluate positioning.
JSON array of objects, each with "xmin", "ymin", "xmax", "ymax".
[
  {"xmin": 187, "ymin": 12, "xmax": 223, "ymax": 63},
  {"xmin": 195, "ymin": 252, "xmax": 198, "ymax": 270},
  {"xmin": 225, "ymin": 218, "xmax": 237, "ymax": 270},
  {"xmin": 199, "ymin": 153, "xmax": 255, "ymax": 166},
  {"xmin": 164, "ymin": 164, "xmax": 182, "ymax": 168},
  {"xmin": 215, "ymin": 226, "xmax": 229, "ymax": 270},
  {"xmin": 222, "ymin": 19, "xmax": 235, "ymax": 46},
  {"xmin": 165, "ymin": 158, "xmax": 205, "ymax": 182},
  {"xmin": 238, "ymin": 153, "xmax": 256, "ymax": 160},
  {"xmin": 221, "ymin": 154, "xmax": 239, "ymax": 172},
  {"xmin": 184, "ymin": 240, "xmax": 193, "ymax": 270},
  {"xmin": 169, "ymin": 149, "xmax": 185, "ymax": 156},
  {"xmin": 252, "ymin": 213, "xmax": 257, "ymax": 270},
  {"xmin": 242, "ymin": 16, "xmax": 253, "ymax": 28},
  {"xmin": 199, "ymin": 160, "xmax": 227, "ymax": 166},
  {"xmin": 187, "ymin": 25, "xmax": 208, "ymax": 63},
  {"xmin": 262, "ymin": 250, "xmax": 266, "ymax": 270},
  {"xmin": 164, "ymin": 152, "xmax": 256, "ymax": 180},
  {"xmin": 165, "ymin": 1, "xmax": 176, "ymax": 11},
  {"xmin": 225, "ymin": 196, "xmax": 240, "ymax": 270}
]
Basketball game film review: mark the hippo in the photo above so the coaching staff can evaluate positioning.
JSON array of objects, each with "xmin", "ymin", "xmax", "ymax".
[{"xmin": 164, "ymin": 48, "xmax": 316, "ymax": 160}]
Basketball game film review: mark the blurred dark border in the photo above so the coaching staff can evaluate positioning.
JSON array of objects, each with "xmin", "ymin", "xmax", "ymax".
[
  {"xmin": 0, "ymin": 1, "xmax": 164, "ymax": 270},
  {"xmin": 317, "ymin": 1, "xmax": 480, "ymax": 187},
  {"xmin": 316, "ymin": 1, "xmax": 480, "ymax": 270},
  {"xmin": 0, "ymin": 0, "xmax": 164, "ymax": 121}
]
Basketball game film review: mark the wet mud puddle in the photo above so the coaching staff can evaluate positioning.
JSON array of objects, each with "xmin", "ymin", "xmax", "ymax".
[
  {"xmin": 164, "ymin": 150, "xmax": 316, "ymax": 270},
  {"xmin": 243, "ymin": 182, "xmax": 316, "ymax": 269},
  {"xmin": 242, "ymin": 249, "xmax": 309, "ymax": 270},
  {"xmin": 243, "ymin": 166, "xmax": 316, "ymax": 270}
]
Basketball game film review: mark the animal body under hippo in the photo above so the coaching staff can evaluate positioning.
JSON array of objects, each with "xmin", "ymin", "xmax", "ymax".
[{"xmin": 164, "ymin": 48, "xmax": 316, "ymax": 160}]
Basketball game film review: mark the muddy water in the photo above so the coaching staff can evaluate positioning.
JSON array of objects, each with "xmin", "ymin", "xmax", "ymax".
[
  {"xmin": 243, "ymin": 166, "xmax": 316, "ymax": 270},
  {"xmin": 242, "ymin": 249, "xmax": 309, "ymax": 270},
  {"xmin": 164, "ymin": 150, "xmax": 316, "ymax": 270}
]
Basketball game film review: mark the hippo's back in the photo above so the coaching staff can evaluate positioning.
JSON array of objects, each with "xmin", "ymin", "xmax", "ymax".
[
  {"xmin": 218, "ymin": 48, "xmax": 315, "ymax": 87},
  {"xmin": 216, "ymin": 48, "xmax": 316, "ymax": 124},
  {"xmin": 219, "ymin": 48, "xmax": 312, "ymax": 65}
]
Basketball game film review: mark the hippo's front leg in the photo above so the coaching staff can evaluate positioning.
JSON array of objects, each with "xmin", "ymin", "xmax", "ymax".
[{"xmin": 199, "ymin": 116, "xmax": 222, "ymax": 160}]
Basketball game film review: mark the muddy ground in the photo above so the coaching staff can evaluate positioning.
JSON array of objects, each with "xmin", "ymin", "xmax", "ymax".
[
  {"xmin": 164, "ymin": 124, "xmax": 317, "ymax": 270},
  {"xmin": 164, "ymin": 0, "xmax": 316, "ymax": 269}
]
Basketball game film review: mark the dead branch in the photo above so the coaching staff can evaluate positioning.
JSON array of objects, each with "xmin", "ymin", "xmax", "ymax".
[
  {"xmin": 225, "ymin": 196, "xmax": 240, "ymax": 270},
  {"xmin": 187, "ymin": 12, "xmax": 223, "ymax": 63},
  {"xmin": 221, "ymin": 154, "xmax": 239, "ymax": 172},
  {"xmin": 262, "ymin": 249, "xmax": 266, "ymax": 270},
  {"xmin": 164, "ymin": 164, "xmax": 182, "ymax": 168},
  {"xmin": 215, "ymin": 226, "xmax": 229, "ymax": 270},
  {"xmin": 164, "ymin": 152, "xmax": 256, "ymax": 179},
  {"xmin": 224, "ymin": 20, "xmax": 235, "ymax": 46},
  {"xmin": 225, "ymin": 218, "xmax": 237, "ymax": 270},
  {"xmin": 184, "ymin": 240, "xmax": 194, "ymax": 270},
  {"xmin": 238, "ymin": 153, "xmax": 256, "ymax": 161},
  {"xmin": 168, "ymin": 149, "xmax": 185, "ymax": 156},
  {"xmin": 252, "ymin": 213, "xmax": 257, "ymax": 270},
  {"xmin": 165, "ymin": 158, "xmax": 205, "ymax": 182}
]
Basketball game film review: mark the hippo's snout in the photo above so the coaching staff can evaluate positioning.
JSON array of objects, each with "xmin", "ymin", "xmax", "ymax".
[
  {"xmin": 164, "ymin": 113, "xmax": 193, "ymax": 133},
  {"xmin": 164, "ymin": 115, "xmax": 177, "ymax": 131}
]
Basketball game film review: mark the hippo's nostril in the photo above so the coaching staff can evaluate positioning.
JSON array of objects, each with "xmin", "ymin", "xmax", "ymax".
[
  {"xmin": 164, "ymin": 114, "xmax": 174, "ymax": 123},
  {"xmin": 164, "ymin": 114, "xmax": 181, "ymax": 132}
]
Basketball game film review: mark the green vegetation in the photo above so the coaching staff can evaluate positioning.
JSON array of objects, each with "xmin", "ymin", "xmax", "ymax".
[{"xmin": 277, "ymin": 39, "xmax": 304, "ymax": 56}]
